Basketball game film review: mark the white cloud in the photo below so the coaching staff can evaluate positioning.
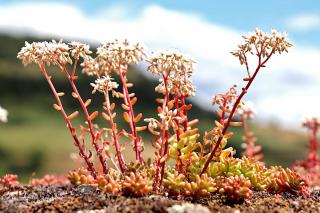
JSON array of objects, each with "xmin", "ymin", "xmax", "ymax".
[
  {"xmin": 286, "ymin": 14, "xmax": 320, "ymax": 31},
  {"xmin": 0, "ymin": 3, "xmax": 320, "ymax": 128}
]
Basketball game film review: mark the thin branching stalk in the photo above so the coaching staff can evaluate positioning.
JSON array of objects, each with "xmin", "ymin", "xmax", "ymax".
[
  {"xmin": 61, "ymin": 62, "xmax": 108, "ymax": 174},
  {"xmin": 174, "ymin": 96, "xmax": 183, "ymax": 172},
  {"xmin": 38, "ymin": 63, "xmax": 97, "ymax": 177},
  {"xmin": 154, "ymin": 75, "xmax": 170, "ymax": 188},
  {"xmin": 118, "ymin": 65, "xmax": 144, "ymax": 164},
  {"xmin": 201, "ymin": 47, "xmax": 276, "ymax": 174},
  {"xmin": 102, "ymin": 87, "xmax": 126, "ymax": 172}
]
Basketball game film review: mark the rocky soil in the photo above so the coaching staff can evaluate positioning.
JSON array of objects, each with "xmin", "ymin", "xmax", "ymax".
[{"xmin": 1, "ymin": 185, "xmax": 320, "ymax": 212}]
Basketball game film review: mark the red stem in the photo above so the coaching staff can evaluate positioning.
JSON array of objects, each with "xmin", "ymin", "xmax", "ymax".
[
  {"xmin": 154, "ymin": 75, "xmax": 170, "ymax": 188},
  {"xmin": 62, "ymin": 63, "xmax": 108, "ymax": 174},
  {"xmin": 103, "ymin": 91, "xmax": 126, "ymax": 172},
  {"xmin": 241, "ymin": 116, "xmax": 254, "ymax": 157},
  {"xmin": 119, "ymin": 66, "xmax": 143, "ymax": 164},
  {"xmin": 174, "ymin": 96, "xmax": 183, "ymax": 171},
  {"xmin": 201, "ymin": 48, "xmax": 275, "ymax": 174},
  {"xmin": 309, "ymin": 123, "xmax": 319, "ymax": 164},
  {"xmin": 38, "ymin": 64, "xmax": 97, "ymax": 178},
  {"xmin": 181, "ymin": 97, "xmax": 188, "ymax": 131}
]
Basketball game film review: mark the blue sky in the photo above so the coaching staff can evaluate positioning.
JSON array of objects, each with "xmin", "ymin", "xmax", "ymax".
[
  {"xmin": 0, "ymin": 0, "xmax": 320, "ymax": 127},
  {"xmin": 1, "ymin": 0, "xmax": 319, "ymax": 45}
]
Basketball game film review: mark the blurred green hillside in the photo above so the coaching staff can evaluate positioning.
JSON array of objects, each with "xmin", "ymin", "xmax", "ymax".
[{"xmin": 0, "ymin": 34, "xmax": 309, "ymax": 181}]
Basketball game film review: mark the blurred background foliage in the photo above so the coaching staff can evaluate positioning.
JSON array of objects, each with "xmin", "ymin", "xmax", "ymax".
[{"xmin": 0, "ymin": 34, "xmax": 309, "ymax": 181}]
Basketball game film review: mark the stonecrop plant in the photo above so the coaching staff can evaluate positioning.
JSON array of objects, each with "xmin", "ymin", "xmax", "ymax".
[
  {"xmin": 15, "ymin": 28, "xmax": 308, "ymax": 200},
  {"xmin": 293, "ymin": 117, "xmax": 320, "ymax": 187},
  {"xmin": 238, "ymin": 102, "xmax": 263, "ymax": 161}
]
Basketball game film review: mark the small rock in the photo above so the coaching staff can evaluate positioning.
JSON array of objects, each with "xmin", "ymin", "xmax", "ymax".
[
  {"xmin": 167, "ymin": 203, "xmax": 211, "ymax": 213},
  {"xmin": 76, "ymin": 185, "xmax": 96, "ymax": 195},
  {"xmin": 290, "ymin": 201, "xmax": 299, "ymax": 208}
]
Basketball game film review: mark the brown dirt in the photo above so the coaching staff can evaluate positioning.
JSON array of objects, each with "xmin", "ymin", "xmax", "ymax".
[{"xmin": 0, "ymin": 185, "xmax": 320, "ymax": 212}]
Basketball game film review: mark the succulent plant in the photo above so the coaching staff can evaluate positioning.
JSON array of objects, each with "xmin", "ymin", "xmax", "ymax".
[
  {"xmin": 94, "ymin": 175, "xmax": 121, "ymax": 194},
  {"xmin": 207, "ymin": 156, "xmax": 241, "ymax": 178},
  {"xmin": 184, "ymin": 174, "xmax": 217, "ymax": 197},
  {"xmin": 163, "ymin": 171, "xmax": 186, "ymax": 195},
  {"xmin": 68, "ymin": 167, "xmax": 95, "ymax": 186},
  {"xmin": 0, "ymin": 174, "xmax": 20, "ymax": 189},
  {"xmin": 238, "ymin": 157, "xmax": 269, "ymax": 190},
  {"xmin": 122, "ymin": 172, "xmax": 152, "ymax": 197},
  {"xmin": 168, "ymin": 127, "xmax": 200, "ymax": 170},
  {"xmin": 31, "ymin": 175, "xmax": 69, "ymax": 186},
  {"xmin": 218, "ymin": 175, "xmax": 252, "ymax": 201},
  {"xmin": 267, "ymin": 167, "xmax": 308, "ymax": 195},
  {"xmin": 16, "ymin": 30, "xmax": 305, "ymax": 199}
]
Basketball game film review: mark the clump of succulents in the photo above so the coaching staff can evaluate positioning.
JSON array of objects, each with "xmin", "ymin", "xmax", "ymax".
[
  {"xmin": 68, "ymin": 167, "xmax": 95, "ymax": 186},
  {"xmin": 31, "ymin": 175, "xmax": 69, "ymax": 186},
  {"xmin": 17, "ymin": 29, "xmax": 308, "ymax": 200},
  {"xmin": 267, "ymin": 167, "xmax": 308, "ymax": 195},
  {"xmin": 0, "ymin": 174, "xmax": 20, "ymax": 189},
  {"xmin": 122, "ymin": 172, "xmax": 153, "ymax": 197},
  {"xmin": 218, "ymin": 175, "xmax": 252, "ymax": 202},
  {"xmin": 163, "ymin": 171, "xmax": 186, "ymax": 195},
  {"xmin": 184, "ymin": 174, "xmax": 217, "ymax": 197},
  {"xmin": 94, "ymin": 175, "xmax": 121, "ymax": 194}
]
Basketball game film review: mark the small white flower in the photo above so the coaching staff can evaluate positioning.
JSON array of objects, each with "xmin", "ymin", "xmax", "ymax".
[
  {"xmin": 91, "ymin": 75, "xmax": 119, "ymax": 94},
  {"xmin": 147, "ymin": 50, "xmax": 196, "ymax": 97},
  {"xmin": 237, "ymin": 101, "xmax": 256, "ymax": 119},
  {"xmin": 231, "ymin": 29, "xmax": 292, "ymax": 66},
  {"xmin": 144, "ymin": 118, "xmax": 159, "ymax": 130},
  {"xmin": 69, "ymin": 41, "xmax": 92, "ymax": 60},
  {"xmin": 17, "ymin": 40, "xmax": 72, "ymax": 66},
  {"xmin": 0, "ymin": 105, "xmax": 8, "ymax": 123}
]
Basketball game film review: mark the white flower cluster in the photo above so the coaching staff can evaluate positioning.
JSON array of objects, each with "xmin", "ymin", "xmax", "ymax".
[
  {"xmin": 144, "ymin": 118, "xmax": 159, "ymax": 130},
  {"xmin": 81, "ymin": 57, "xmax": 104, "ymax": 76},
  {"xmin": 82, "ymin": 39, "xmax": 146, "ymax": 76},
  {"xmin": 158, "ymin": 107, "xmax": 182, "ymax": 129},
  {"xmin": 90, "ymin": 75, "xmax": 119, "ymax": 94},
  {"xmin": 0, "ymin": 105, "xmax": 8, "ymax": 123},
  {"xmin": 212, "ymin": 86, "xmax": 238, "ymax": 106},
  {"xmin": 17, "ymin": 40, "xmax": 92, "ymax": 66},
  {"xmin": 237, "ymin": 101, "xmax": 256, "ymax": 119},
  {"xmin": 147, "ymin": 50, "xmax": 196, "ymax": 97},
  {"xmin": 231, "ymin": 28, "xmax": 292, "ymax": 65},
  {"xmin": 302, "ymin": 117, "xmax": 320, "ymax": 129},
  {"xmin": 145, "ymin": 107, "xmax": 183, "ymax": 130},
  {"xmin": 69, "ymin": 41, "xmax": 92, "ymax": 60}
]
